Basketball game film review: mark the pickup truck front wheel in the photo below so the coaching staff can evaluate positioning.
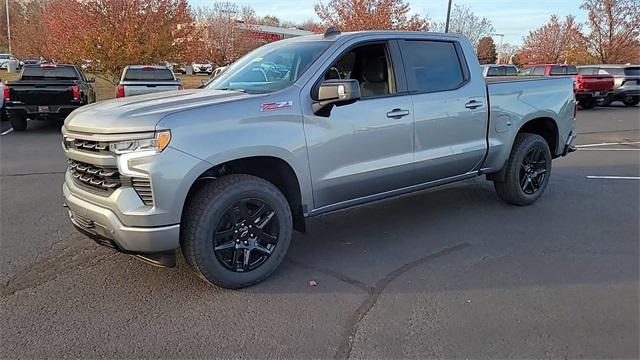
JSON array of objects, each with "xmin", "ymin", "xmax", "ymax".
[
  {"xmin": 494, "ymin": 133, "xmax": 552, "ymax": 206},
  {"xmin": 181, "ymin": 174, "xmax": 293, "ymax": 289},
  {"xmin": 9, "ymin": 114, "xmax": 27, "ymax": 131}
]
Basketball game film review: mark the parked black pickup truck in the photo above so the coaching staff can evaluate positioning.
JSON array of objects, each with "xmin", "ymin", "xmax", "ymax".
[{"xmin": 4, "ymin": 64, "xmax": 96, "ymax": 131}]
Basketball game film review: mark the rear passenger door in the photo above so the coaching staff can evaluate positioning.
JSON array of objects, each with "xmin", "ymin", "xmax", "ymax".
[{"xmin": 397, "ymin": 39, "xmax": 488, "ymax": 184}]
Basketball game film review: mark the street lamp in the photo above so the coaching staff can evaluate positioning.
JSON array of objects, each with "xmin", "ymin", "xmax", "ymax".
[
  {"xmin": 491, "ymin": 33, "xmax": 504, "ymax": 64},
  {"xmin": 5, "ymin": 0, "xmax": 10, "ymax": 54},
  {"xmin": 445, "ymin": 0, "xmax": 453, "ymax": 33}
]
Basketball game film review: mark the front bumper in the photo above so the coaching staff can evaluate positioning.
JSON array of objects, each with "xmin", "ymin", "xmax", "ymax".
[
  {"xmin": 613, "ymin": 85, "xmax": 640, "ymax": 99},
  {"xmin": 63, "ymin": 182, "xmax": 180, "ymax": 253}
]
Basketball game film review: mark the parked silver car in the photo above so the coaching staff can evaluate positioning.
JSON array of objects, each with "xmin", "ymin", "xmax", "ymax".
[
  {"xmin": 62, "ymin": 31, "xmax": 576, "ymax": 288},
  {"xmin": 115, "ymin": 65, "xmax": 182, "ymax": 98}
]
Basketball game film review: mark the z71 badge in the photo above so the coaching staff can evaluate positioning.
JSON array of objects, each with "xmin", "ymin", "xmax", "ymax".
[{"xmin": 260, "ymin": 101, "xmax": 293, "ymax": 111}]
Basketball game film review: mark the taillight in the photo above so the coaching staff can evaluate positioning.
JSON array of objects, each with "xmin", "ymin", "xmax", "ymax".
[
  {"xmin": 116, "ymin": 84, "xmax": 125, "ymax": 98},
  {"xmin": 71, "ymin": 85, "xmax": 80, "ymax": 101},
  {"xmin": 575, "ymin": 76, "xmax": 584, "ymax": 90},
  {"xmin": 2, "ymin": 86, "xmax": 9, "ymax": 101},
  {"xmin": 177, "ymin": 84, "xmax": 184, "ymax": 90}
]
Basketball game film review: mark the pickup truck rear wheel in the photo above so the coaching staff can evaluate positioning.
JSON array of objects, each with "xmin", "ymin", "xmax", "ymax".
[
  {"xmin": 181, "ymin": 174, "xmax": 293, "ymax": 289},
  {"xmin": 494, "ymin": 133, "xmax": 552, "ymax": 206},
  {"xmin": 9, "ymin": 114, "xmax": 27, "ymax": 131},
  {"xmin": 622, "ymin": 96, "xmax": 639, "ymax": 107}
]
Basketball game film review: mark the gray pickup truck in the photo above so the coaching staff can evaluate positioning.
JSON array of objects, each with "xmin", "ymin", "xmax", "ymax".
[{"xmin": 62, "ymin": 30, "xmax": 576, "ymax": 288}]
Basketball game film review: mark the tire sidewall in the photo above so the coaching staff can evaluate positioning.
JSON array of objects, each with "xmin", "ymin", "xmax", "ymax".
[
  {"xmin": 188, "ymin": 179, "xmax": 292, "ymax": 288},
  {"xmin": 509, "ymin": 135, "xmax": 552, "ymax": 203}
]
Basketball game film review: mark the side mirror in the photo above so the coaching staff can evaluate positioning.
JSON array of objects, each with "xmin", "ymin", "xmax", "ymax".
[
  {"xmin": 87, "ymin": 77, "xmax": 96, "ymax": 83},
  {"xmin": 312, "ymin": 79, "xmax": 361, "ymax": 115}
]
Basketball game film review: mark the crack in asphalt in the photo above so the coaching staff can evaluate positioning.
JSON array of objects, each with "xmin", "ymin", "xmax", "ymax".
[{"xmin": 289, "ymin": 243, "xmax": 471, "ymax": 359}]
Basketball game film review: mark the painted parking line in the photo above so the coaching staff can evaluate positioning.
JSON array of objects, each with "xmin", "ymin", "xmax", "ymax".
[
  {"xmin": 578, "ymin": 148, "xmax": 640, "ymax": 151},
  {"xmin": 586, "ymin": 176, "xmax": 640, "ymax": 180},
  {"xmin": 0, "ymin": 127, "xmax": 13, "ymax": 136},
  {"xmin": 575, "ymin": 141, "xmax": 640, "ymax": 148}
]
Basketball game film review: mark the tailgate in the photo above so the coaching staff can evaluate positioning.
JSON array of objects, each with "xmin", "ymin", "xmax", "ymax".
[
  {"xmin": 580, "ymin": 75, "xmax": 614, "ymax": 92},
  {"xmin": 123, "ymin": 82, "xmax": 181, "ymax": 97},
  {"xmin": 8, "ymin": 83, "xmax": 75, "ymax": 105}
]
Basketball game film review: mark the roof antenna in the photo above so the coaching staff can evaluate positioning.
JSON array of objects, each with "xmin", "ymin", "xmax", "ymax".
[{"xmin": 324, "ymin": 27, "xmax": 340, "ymax": 37}]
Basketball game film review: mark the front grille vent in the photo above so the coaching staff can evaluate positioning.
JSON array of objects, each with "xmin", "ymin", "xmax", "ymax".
[
  {"xmin": 68, "ymin": 159, "xmax": 121, "ymax": 192},
  {"xmin": 72, "ymin": 139, "xmax": 109, "ymax": 153},
  {"xmin": 71, "ymin": 211, "xmax": 95, "ymax": 232},
  {"xmin": 132, "ymin": 178, "xmax": 154, "ymax": 206}
]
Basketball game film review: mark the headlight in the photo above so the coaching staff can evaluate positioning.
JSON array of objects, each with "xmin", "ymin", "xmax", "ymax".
[{"xmin": 109, "ymin": 130, "xmax": 171, "ymax": 154}]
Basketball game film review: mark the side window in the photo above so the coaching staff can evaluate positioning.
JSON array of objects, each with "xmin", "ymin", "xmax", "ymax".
[
  {"xmin": 533, "ymin": 66, "xmax": 546, "ymax": 76},
  {"xmin": 399, "ymin": 40, "xmax": 464, "ymax": 92},
  {"xmin": 487, "ymin": 67, "xmax": 501, "ymax": 76},
  {"xmin": 323, "ymin": 42, "xmax": 395, "ymax": 98},
  {"xmin": 505, "ymin": 67, "xmax": 517, "ymax": 76}
]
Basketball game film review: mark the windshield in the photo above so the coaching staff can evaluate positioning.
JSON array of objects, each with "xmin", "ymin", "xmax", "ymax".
[{"xmin": 206, "ymin": 40, "xmax": 331, "ymax": 94}]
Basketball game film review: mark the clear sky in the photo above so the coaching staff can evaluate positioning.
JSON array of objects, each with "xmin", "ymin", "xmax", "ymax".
[{"xmin": 188, "ymin": 0, "xmax": 587, "ymax": 45}]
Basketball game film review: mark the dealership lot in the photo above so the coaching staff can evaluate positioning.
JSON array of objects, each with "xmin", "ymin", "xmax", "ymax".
[{"xmin": 0, "ymin": 105, "xmax": 638, "ymax": 358}]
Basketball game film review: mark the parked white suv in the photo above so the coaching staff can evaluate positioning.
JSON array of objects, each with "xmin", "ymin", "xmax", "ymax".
[{"xmin": 192, "ymin": 61, "xmax": 213, "ymax": 75}]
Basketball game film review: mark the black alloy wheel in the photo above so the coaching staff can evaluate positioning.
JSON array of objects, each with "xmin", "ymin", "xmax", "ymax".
[
  {"xmin": 519, "ymin": 147, "xmax": 547, "ymax": 195},
  {"xmin": 213, "ymin": 199, "xmax": 279, "ymax": 272}
]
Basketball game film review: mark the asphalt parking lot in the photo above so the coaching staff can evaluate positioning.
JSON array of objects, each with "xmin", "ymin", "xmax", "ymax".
[{"xmin": 1, "ymin": 104, "xmax": 638, "ymax": 358}]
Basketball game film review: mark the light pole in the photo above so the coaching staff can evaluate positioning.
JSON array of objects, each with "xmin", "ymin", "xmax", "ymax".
[
  {"xmin": 445, "ymin": 0, "xmax": 453, "ymax": 33},
  {"xmin": 5, "ymin": 0, "xmax": 10, "ymax": 54},
  {"xmin": 491, "ymin": 33, "xmax": 504, "ymax": 64}
]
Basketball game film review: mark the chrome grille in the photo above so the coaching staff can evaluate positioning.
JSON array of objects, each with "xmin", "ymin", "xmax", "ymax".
[
  {"xmin": 71, "ymin": 139, "xmax": 109, "ymax": 153},
  {"xmin": 132, "ymin": 178, "xmax": 154, "ymax": 206},
  {"xmin": 68, "ymin": 159, "xmax": 121, "ymax": 192}
]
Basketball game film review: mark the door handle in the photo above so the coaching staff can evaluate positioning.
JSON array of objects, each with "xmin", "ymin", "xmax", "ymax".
[
  {"xmin": 465, "ymin": 100, "xmax": 483, "ymax": 109},
  {"xmin": 386, "ymin": 108, "xmax": 410, "ymax": 119}
]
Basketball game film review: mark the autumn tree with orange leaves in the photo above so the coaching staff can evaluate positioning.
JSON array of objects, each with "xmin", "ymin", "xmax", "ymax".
[
  {"xmin": 518, "ymin": 15, "xmax": 591, "ymax": 64},
  {"xmin": 314, "ymin": 0, "xmax": 429, "ymax": 32},
  {"xmin": 581, "ymin": 0, "xmax": 640, "ymax": 64}
]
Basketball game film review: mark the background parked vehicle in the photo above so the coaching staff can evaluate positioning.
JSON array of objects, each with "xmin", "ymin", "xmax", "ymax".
[
  {"xmin": 192, "ymin": 61, "xmax": 213, "ymax": 75},
  {"xmin": 4, "ymin": 64, "xmax": 96, "ymax": 131},
  {"xmin": 0, "ymin": 80, "xmax": 6, "ymax": 122},
  {"xmin": 579, "ymin": 65, "xmax": 640, "ymax": 107},
  {"xmin": 21, "ymin": 57, "xmax": 43, "ymax": 67},
  {"xmin": 210, "ymin": 65, "xmax": 228, "ymax": 79},
  {"xmin": 115, "ymin": 65, "xmax": 183, "ymax": 98},
  {"xmin": 482, "ymin": 64, "xmax": 518, "ymax": 77},
  {"xmin": 520, "ymin": 64, "xmax": 615, "ymax": 109},
  {"xmin": 62, "ymin": 31, "xmax": 576, "ymax": 289},
  {"xmin": 0, "ymin": 54, "xmax": 20, "ymax": 70},
  {"xmin": 574, "ymin": 67, "xmax": 615, "ymax": 109}
]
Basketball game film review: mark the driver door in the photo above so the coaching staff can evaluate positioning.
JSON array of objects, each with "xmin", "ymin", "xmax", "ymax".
[{"xmin": 302, "ymin": 40, "xmax": 415, "ymax": 211}]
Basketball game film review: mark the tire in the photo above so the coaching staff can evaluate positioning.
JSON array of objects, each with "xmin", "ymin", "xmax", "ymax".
[
  {"xmin": 9, "ymin": 113, "xmax": 27, "ymax": 131},
  {"xmin": 622, "ymin": 96, "xmax": 639, "ymax": 107},
  {"xmin": 494, "ymin": 133, "xmax": 552, "ymax": 206},
  {"xmin": 181, "ymin": 174, "xmax": 293, "ymax": 289},
  {"xmin": 579, "ymin": 100, "xmax": 595, "ymax": 109}
]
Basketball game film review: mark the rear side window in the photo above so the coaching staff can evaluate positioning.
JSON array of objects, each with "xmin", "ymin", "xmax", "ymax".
[
  {"xmin": 505, "ymin": 66, "xmax": 517, "ymax": 76},
  {"xmin": 21, "ymin": 66, "xmax": 79, "ymax": 80},
  {"xmin": 578, "ymin": 67, "xmax": 597, "ymax": 75},
  {"xmin": 533, "ymin": 66, "xmax": 546, "ymax": 76},
  {"xmin": 399, "ymin": 40, "xmax": 465, "ymax": 92},
  {"xmin": 624, "ymin": 67, "xmax": 640, "ymax": 76},
  {"xmin": 566, "ymin": 66, "xmax": 578, "ymax": 75},
  {"xmin": 549, "ymin": 66, "xmax": 565, "ymax": 75},
  {"xmin": 124, "ymin": 68, "xmax": 175, "ymax": 81},
  {"xmin": 487, "ymin": 66, "xmax": 502, "ymax": 76}
]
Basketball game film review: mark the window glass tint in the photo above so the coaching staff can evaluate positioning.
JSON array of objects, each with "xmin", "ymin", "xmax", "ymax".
[
  {"xmin": 549, "ymin": 66, "xmax": 566, "ymax": 75},
  {"xmin": 566, "ymin": 65, "xmax": 578, "ymax": 75},
  {"xmin": 624, "ymin": 67, "xmax": 640, "ymax": 76},
  {"xmin": 323, "ymin": 43, "xmax": 392, "ymax": 97},
  {"xmin": 505, "ymin": 66, "xmax": 517, "ymax": 75},
  {"xmin": 208, "ymin": 41, "xmax": 331, "ymax": 94},
  {"xmin": 21, "ymin": 65, "xmax": 78, "ymax": 80},
  {"xmin": 124, "ymin": 68, "xmax": 175, "ymax": 81},
  {"xmin": 400, "ymin": 40, "xmax": 464, "ymax": 92},
  {"xmin": 578, "ymin": 67, "xmax": 597, "ymax": 75},
  {"xmin": 518, "ymin": 67, "xmax": 533, "ymax": 76},
  {"xmin": 487, "ymin": 66, "xmax": 502, "ymax": 76},
  {"xmin": 533, "ymin": 66, "xmax": 546, "ymax": 75}
]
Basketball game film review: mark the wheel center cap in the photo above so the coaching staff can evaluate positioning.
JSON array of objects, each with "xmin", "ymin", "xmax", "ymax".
[{"xmin": 238, "ymin": 225, "xmax": 249, "ymax": 237}]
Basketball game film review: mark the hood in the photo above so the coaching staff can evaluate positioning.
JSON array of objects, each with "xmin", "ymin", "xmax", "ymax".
[{"xmin": 65, "ymin": 89, "xmax": 251, "ymax": 134}]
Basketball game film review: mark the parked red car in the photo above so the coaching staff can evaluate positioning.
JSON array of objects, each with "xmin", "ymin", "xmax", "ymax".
[{"xmin": 520, "ymin": 64, "xmax": 614, "ymax": 109}]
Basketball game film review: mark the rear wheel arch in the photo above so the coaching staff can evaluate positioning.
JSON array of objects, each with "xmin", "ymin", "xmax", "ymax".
[
  {"xmin": 183, "ymin": 156, "xmax": 306, "ymax": 232},
  {"xmin": 487, "ymin": 117, "xmax": 559, "ymax": 182}
]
